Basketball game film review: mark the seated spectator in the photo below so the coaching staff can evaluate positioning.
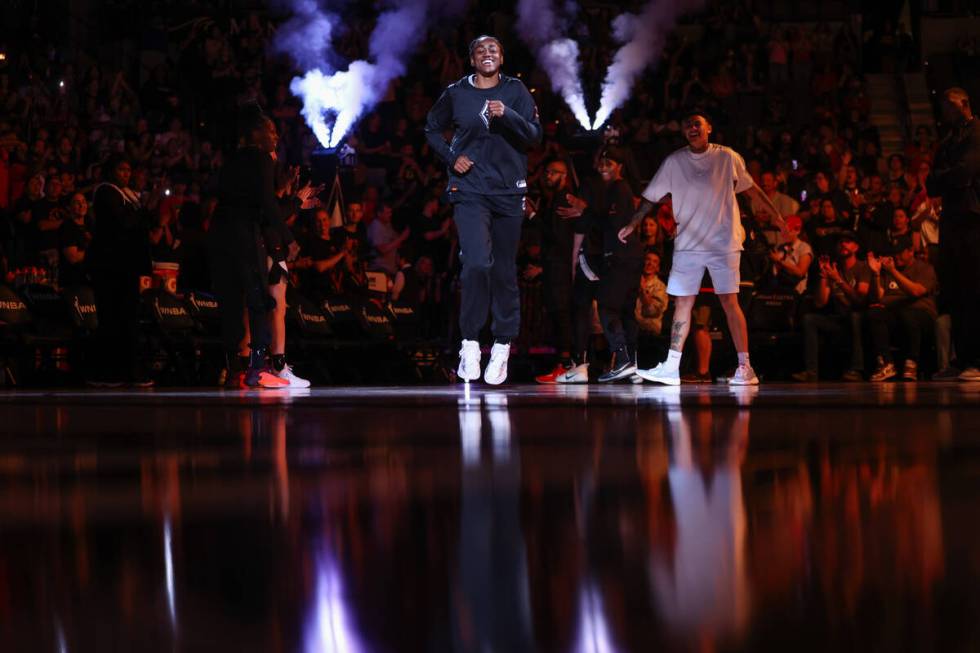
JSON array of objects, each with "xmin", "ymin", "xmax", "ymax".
[
  {"xmin": 793, "ymin": 233, "xmax": 870, "ymax": 381},
  {"xmin": 810, "ymin": 170, "xmax": 850, "ymax": 218},
  {"xmin": 36, "ymin": 174, "xmax": 67, "ymax": 267},
  {"xmin": 807, "ymin": 199, "xmax": 846, "ymax": 257},
  {"xmin": 176, "ymin": 202, "xmax": 210, "ymax": 291},
  {"xmin": 885, "ymin": 153, "xmax": 909, "ymax": 190},
  {"xmin": 334, "ymin": 200, "xmax": 369, "ymax": 261},
  {"xmin": 768, "ymin": 215, "xmax": 813, "ymax": 294},
  {"xmin": 887, "ymin": 206, "xmax": 922, "ymax": 257},
  {"xmin": 411, "ymin": 195, "xmax": 453, "ymax": 270},
  {"xmin": 367, "ymin": 202, "xmax": 409, "ymax": 275},
  {"xmin": 392, "ymin": 251, "xmax": 423, "ymax": 305},
  {"xmin": 637, "ymin": 212, "xmax": 664, "ymax": 252},
  {"xmin": 635, "ymin": 250, "xmax": 667, "ymax": 335},
  {"xmin": 58, "ymin": 192, "xmax": 92, "ymax": 288},
  {"xmin": 295, "ymin": 207, "xmax": 346, "ymax": 297},
  {"xmin": 866, "ymin": 237, "xmax": 938, "ymax": 381},
  {"xmin": 856, "ymin": 202, "xmax": 891, "ymax": 257},
  {"xmin": 9, "ymin": 172, "xmax": 47, "ymax": 266},
  {"xmin": 751, "ymin": 170, "xmax": 799, "ymax": 223}
]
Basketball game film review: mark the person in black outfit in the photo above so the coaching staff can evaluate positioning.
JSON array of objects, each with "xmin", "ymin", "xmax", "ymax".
[
  {"xmin": 533, "ymin": 159, "xmax": 584, "ymax": 383},
  {"xmin": 425, "ymin": 35, "xmax": 542, "ymax": 385},
  {"xmin": 209, "ymin": 106, "xmax": 288, "ymax": 389},
  {"xmin": 58, "ymin": 192, "xmax": 92, "ymax": 288},
  {"xmin": 559, "ymin": 147, "xmax": 643, "ymax": 382},
  {"xmin": 580, "ymin": 147, "xmax": 644, "ymax": 382},
  {"xmin": 927, "ymin": 87, "xmax": 980, "ymax": 381},
  {"xmin": 87, "ymin": 155, "xmax": 152, "ymax": 386}
]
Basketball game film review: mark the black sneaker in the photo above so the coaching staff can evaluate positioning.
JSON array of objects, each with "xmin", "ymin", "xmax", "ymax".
[{"xmin": 598, "ymin": 356, "xmax": 637, "ymax": 383}]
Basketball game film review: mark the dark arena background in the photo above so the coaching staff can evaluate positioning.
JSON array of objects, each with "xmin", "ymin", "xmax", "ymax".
[{"xmin": 2, "ymin": 0, "xmax": 980, "ymax": 651}]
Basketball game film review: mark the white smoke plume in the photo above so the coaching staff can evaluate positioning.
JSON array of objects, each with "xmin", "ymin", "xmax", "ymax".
[
  {"xmin": 592, "ymin": 0, "xmax": 706, "ymax": 130},
  {"xmin": 284, "ymin": 0, "xmax": 467, "ymax": 149},
  {"xmin": 516, "ymin": 0, "xmax": 592, "ymax": 130},
  {"xmin": 272, "ymin": 0, "xmax": 338, "ymax": 73}
]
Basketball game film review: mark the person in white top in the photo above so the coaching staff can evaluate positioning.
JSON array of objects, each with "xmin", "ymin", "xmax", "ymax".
[{"xmin": 619, "ymin": 110, "xmax": 784, "ymax": 385}]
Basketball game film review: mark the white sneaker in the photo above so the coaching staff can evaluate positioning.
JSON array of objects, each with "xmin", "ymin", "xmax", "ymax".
[
  {"xmin": 959, "ymin": 367, "xmax": 980, "ymax": 382},
  {"xmin": 728, "ymin": 364, "xmax": 759, "ymax": 386},
  {"xmin": 276, "ymin": 363, "xmax": 311, "ymax": 388},
  {"xmin": 457, "ymin": 339, "xmax": 482, "ymax": 382},
  {"xmin": 635, "ymin": 363, "xmax": 681, "ymax": 386},
  {"xmin": 483, "ymin": 342, "xmax": 510, "ymax": 385},
  {"xmin": 555, "ymin": 363, "xmax": 589, "ymax": 383}
]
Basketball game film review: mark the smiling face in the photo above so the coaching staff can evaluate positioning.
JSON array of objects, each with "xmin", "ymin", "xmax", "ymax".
[
  {"xmin": 470, "ymin": 37, "xmax": 503, "ymax": 78},
  {"xmin": 597, "ymin": 157, "xmax": 623, "ymax": 182},
  {"xmin": 683, "ymin": 115, "xmax": 711, "ymax": 151},
  {"xmin": 643, "ymin": 252, "xmax": 661, "ymax": 276}
]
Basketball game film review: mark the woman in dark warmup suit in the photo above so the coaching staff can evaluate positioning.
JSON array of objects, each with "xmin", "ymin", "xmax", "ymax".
[
  {"xmin": 209, "ymin": 107, "xmax": 289, "ymax": 388},
  {"xmin": 88, "ymin": 155, "xmax": 152, "ymax": 386}
]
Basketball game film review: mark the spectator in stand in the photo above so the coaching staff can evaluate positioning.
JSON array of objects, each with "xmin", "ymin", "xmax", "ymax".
[
  {"xmin": 87, "ymin": 155, "xmax": 152, "ymax": 387},
  {"xmin": 368, "ymin": 201, "xmax": 410, "ymax": 275},
  {"xmin": 335, "ymin": 200, "xmax": 369, "ymax": 261},
  {"xmin": 927, "ymin": 87, "xmax": 980, "ymax": 382},
  {"xmin": 411, "ymin": 195, "xmax": 453, "ymax": 275},
  {"xmin": 637, "ymin": 213, "xmax": 665, "ymax": 256},
  {"xmin": 769, "ymin": 215, "xmax": 813, "ymax": 294},
  {"xmin": 35, "ymin": 174, "xmax": 67, "ymax": 267},
  {"xmin": 856, "ymin": 202, "xmax": 891, "ymax": 257},
  {"xmin": 807, "ymin": 199, "xmax": 847, "ymax": 258},
  {"xmin": 793, "ymin": 233, "xmax": 870, "ymax": 382},
  {"xmin": 811, "ymin": 171, "xmax": 850, "ymax": 218},
  {"xmin": 295, "ymin": 207, "xmax": 346, "ymax": 298},
  {"xmin": 9, "ymin": 173, "xmax": 47, "ymax": 267},
  {"xmin": 887, "ymin": 206, "xmax": 922, "ymax": 257},
  {"xmin": 751, "ymin": 171, "xmax": 799, "ymax": 226},
  {"xmin": 866, "ymin": 238, "xmax": 938, "ymax": 381},
  {"xmin": 885, "ymin": 154, "xmax": 909, "ymax": 190},
  {"xmin": 58, "ymin": 192, "xmax": 91, "ymax": 288},
  {"xmin": 635, "ymin": 249, "xmax": 668, "ymax": 336}
]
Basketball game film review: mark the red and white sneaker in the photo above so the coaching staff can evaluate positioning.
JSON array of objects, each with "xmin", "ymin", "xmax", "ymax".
[
  {"xmin": 535, "ymin": 363, "xmax": 572, "ymax": 384},
  {"xmin": 246, "ymin": 367, "xmax": 290, "ymax": 388}
]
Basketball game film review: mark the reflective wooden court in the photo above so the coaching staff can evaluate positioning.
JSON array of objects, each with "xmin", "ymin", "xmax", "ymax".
[{"xmin": 1, "ymin": 383, "xmax": 979, "ymax": 652}]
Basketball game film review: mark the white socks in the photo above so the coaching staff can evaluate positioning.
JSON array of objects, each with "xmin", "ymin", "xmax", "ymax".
[
  {"xmin": 663, "ymin": 349, "xmax": 683, "ymax": 372},
  {"xmin": 738, "ymin": 352, "xmax": 751, "ymax": 367}
]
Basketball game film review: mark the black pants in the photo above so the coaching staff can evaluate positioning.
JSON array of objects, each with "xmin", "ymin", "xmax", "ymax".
[
  {"xmin": 868, "ymin": 305, "xmax": 933, "ymax": 364},
  {"xmin": 209, "ymin": 229, "xmax": 272, "ymax": 355},
  {"xmin": 542, "ymin": 254, "xmax": 574, "ymax": 355},
  {"xmin": 572, "ymin": 273, "xmax": 599, "ymax": 359},
  {"xmin": 451, "ymin": 192, "xmax": 524, "ymax": 341},
  {"xmin": 938, "ymin": 217, "xmax": 980, "ymax": 368},
  {"xmin": 598, "ymin": 253, "xmax": 643, "ymax": 354},
  {"xmin": 91, "ymin": 269, "xmax": 143, "ymax": 381}
]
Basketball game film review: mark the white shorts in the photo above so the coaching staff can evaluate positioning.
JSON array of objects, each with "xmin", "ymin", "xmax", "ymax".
[{"xmin": 667, "ymin": 251, "xmax": 741, "ymax": 296}]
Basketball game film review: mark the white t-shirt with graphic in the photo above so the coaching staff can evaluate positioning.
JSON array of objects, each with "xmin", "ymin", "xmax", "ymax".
[{"xmin": 642, "ymin": 144, "xmax": 755, "ymax": 253}]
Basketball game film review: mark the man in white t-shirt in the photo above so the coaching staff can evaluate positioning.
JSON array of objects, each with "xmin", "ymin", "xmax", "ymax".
[{"xmin": 619, "ymin": 110, "xmax": 783, "ymax": 385}]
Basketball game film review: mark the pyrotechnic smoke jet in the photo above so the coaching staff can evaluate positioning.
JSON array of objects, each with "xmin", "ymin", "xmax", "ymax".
[
  {"xmin": 591, "ymin": 0, "xmax": 706, "ymax": 130},
  {"xmin": 516, "ymin": 0, "xmax": 592, "ymax": 130},
  {"xmin": 281, "ymin": 0, "xmax": 466, "ymax": 149}
]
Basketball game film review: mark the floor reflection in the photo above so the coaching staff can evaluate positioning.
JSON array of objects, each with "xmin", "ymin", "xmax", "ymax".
[{"xmin": 0, "ymin": 386, "xmax": 971, "ymax": 651}]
